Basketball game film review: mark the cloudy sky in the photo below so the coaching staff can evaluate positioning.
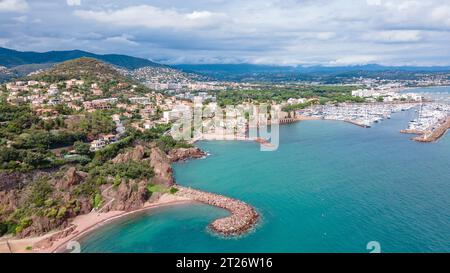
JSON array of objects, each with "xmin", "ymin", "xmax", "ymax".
[{"xmin": 1, "ymin": 0, "xmax": 450, "ymax": 66}]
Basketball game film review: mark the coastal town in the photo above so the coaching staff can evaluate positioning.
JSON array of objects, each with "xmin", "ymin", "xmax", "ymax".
[
  {"xmin": 2, "ymin": 60, "xmax": 450, "ymax": 151},
  {"xmin": 0, "ymin": 57, "xmax": 449, "ymax": 253}
]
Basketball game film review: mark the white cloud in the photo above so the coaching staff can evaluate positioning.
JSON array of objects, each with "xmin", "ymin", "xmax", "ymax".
[
  {"xmin": 13, "ymin": 15, "xmax": 27, "ymax": 23},
  {"xmin": 431, "ymin": 5, "xmax": 450, "ymax": 26},
  {"xmin": 366, "ymin": 0, "xmax": 382, "ymax": 6},
  {"xmin": 362, "ymin": 0, "xmax": 450, "ymax": 28},
  {"xmin": 0, "ymin": 0, "xmax": 28, "ymax": 12},
  {"xmin": 363, "ymin": 30, "xmax": 423, "ymax": 43},
  {"xmin": 65, "ymin": 0, "xmax": 450, "ymax": 65},
  {"xmin": 104, "ymin": 34, "xmax": 138, "ymax": 46},
  {"xmin": 330, "ymin": 55, "xmax": 378, "ymax": 66},
  {"xmin": 315, "ymin": 32, "xmax": 336, "ymax": 41},
  {"xmin": 66, "ymin": 0, "xmax": 81, "ymax": 6},
  {"xmin": 0, "ymin": 38, "xmax": 10, "ymax": 47},
  {"xmin": 74, "ymin": 5, "xmax": 228, "ymax": 30},
  {"xmin": 4, "ymin": 0, "xmax": 450, "ymax": 65}
]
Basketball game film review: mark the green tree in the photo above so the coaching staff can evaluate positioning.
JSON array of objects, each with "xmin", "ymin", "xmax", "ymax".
[
  {"xmin": 79, "ymin": 111, "xmax": 115, "ymax": 137},
  {"xmin": 28, "ymin": 179, "xmax": 53, "ymax": 207},
  {"xmin": 93, "ymin": 194, "xmax": 103, "ymax": 209},
  {"xmin": 0, "ymin": 222, "xmax": 7, "ymax": 236},
  {"xmin": 73, "ymin": 141, "xmax": 91, "ymax": 155},
  {"xmin": 23, "ymin": 152, "xmax": 49, "ymax": 168}
]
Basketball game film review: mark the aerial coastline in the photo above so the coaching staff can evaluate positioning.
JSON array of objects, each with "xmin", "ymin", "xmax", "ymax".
[
  {"xmin": 0, "ymin": 56, "xmax": 449, "ymax": 254},
  {"xmin": 3, "ymin": 0, "xmax": 450, "ymax": 256},
  {"xmin": 10, "ymin": 97, "xmax": 447, "ymax": 253}
]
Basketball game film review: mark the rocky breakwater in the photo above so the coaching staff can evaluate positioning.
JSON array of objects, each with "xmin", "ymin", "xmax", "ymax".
[
  {"xmin": 175, "ymin": 186, "xmax": 259, "ymax": 236},
  {"xmin": 413, "ymin": 117, "xmax": 450, "ymax": 142},
  {"xmin": 401, "ymin": 116, "xmax": 450, "ymax": 143}
]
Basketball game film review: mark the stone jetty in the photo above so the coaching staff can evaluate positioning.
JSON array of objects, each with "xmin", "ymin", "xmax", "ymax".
[
  {"xmin": 412, "ymin": 117, "xmax": 450, "ymax": 142},
  {"xmin": 175, "ymin": 186, "xmax": 259, "ymax": 236}
]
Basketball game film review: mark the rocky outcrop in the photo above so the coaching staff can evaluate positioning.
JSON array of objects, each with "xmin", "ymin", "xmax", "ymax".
[
  {"xmin": 111, "ymin": 145, "xmax": 146, "ymax": 164},
  {"xmin": 168, "ymin": 147, "xmax": 207, "ymax": 162},
  {"xmin": 0, "ymin": 142, "xmax": 213, "ymax": 240},
  {"xmin": 149, "ymin": 144, "xmax": 174, "ymax": 186},
  {"xmin": 33, "ymin": 225, "xmax": 76, "ymax": 250},
  {"xmin": 15, "ymin": 191, "xmax": 93, "ymax": 238},
  {"xmin": 110, "ymin": 180, "xmax": 149, "ymax": 211},
  {"xmin": 110, "ymin": 143, "xmax": 175, "ymax": 187},
  {"xmin": 56, "ymin": 167, "xmax": 88, "ymax": 190},
  {"xmin": 19, "ymin": 216, "xmax": 67, "ymax": 238},
  {"xmin": 102, "ymin": 144, "xmax": 173, "ymax": 211},
  {"xmin": 0, "ymin": 169, "xmax": 58, "ymax": 191},
  {"xmin": 0, "ymin": 172, "xmax": 26, "ymax": 191},
  {"xmin": 0, "ymin": 190, "xmax": 20, "ymax": 216},
  {"xmin": 0, "ymin": 167, "xmax": 93, "ymax": 238},
  {"xmin": 16, "ymin": 194, "xmax": 93, "ymax": 238}
]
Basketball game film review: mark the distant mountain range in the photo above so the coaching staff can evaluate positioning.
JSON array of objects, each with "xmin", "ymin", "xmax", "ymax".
[
  {"xmin": 1, "ymin": 47, "xmax": 450, "ymax": 84},
  {"xmin": 175, "ymin": 63, "xmax": 450, "ymax": 74},
  {"xmin": 175, "ymin": 63, "xmax": 450, "ymax": 82},
  {"xmin": 0, "ymin": 47, "xmax": 164, "ymax": 70}
]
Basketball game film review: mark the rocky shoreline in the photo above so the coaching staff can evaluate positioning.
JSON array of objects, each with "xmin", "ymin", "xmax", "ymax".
[
  {"xmin": 168, "ymin": 147, "xmax": 207, "ymax": 162},
  {"xmin": 103, "ymin": 145, "xmax": 259, "ymax": 237},
  {"xmin": 175, "ymin": 186, "xmax": 259, "ymax": 236},
  {"xmin": 0, "ymin": 143, "xmax": 260, "ymax": 252},
  {"xmin": 41, "ymin": 183, "xmax": 260, "ymax": 252}
]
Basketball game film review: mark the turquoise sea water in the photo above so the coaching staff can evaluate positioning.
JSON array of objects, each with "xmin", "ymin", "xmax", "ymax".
[{"xmin": 81, "ymin": 106, "xmax": 450, "ymax": 253}]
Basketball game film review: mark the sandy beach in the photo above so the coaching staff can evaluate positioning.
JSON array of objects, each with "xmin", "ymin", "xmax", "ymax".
[{"xmin": 0, "ymin": 193, "xmax": 192, "ymax": 253}]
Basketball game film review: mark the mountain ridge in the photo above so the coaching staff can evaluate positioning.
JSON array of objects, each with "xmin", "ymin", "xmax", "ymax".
[
  {"xmin": 174, "ymin": 63, "xmax": 450, "ymax": 82},
  {"xmin": 0, "ymin": 47, "xmax": 164, "ymax": 70},
  {"xmin": 175, "ymin": 63, "xmax": 450, "ymax": 74}
]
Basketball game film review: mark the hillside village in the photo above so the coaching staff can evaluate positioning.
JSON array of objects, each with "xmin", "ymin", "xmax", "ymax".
[
  {"xmin": 2, "ymin": 58, "xmax": 449, "ymax": 150},
  {"xmin": 0, "ymin": 60, "xmax": 198, "ymax": 241},
  {"xmin": 0, "ymin": 57, "xmax": 294, "ymax": 243}
]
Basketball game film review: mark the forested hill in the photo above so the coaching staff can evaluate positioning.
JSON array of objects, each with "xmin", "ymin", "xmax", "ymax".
[
  {"xmin": 29, "ymin": 57, "xmax": 127, "ymax": 83},
  {"xmin": 0, "ymin": 47, "xmax": 164, "ymax": 70}
]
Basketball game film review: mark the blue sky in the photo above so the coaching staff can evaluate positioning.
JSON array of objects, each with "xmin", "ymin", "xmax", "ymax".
[{"xmin": 1, "ymin": 0, "xmax": 450, "ymax": 66}]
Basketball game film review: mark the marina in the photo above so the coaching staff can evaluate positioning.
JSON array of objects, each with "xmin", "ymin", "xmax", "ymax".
[
  {"xmin": 296, "ymin": 103, "xmax": 417, "ymax": 128},
  {"xmin": 404, "ymin": 103, "xmax": 450, "ymax": 132}
]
